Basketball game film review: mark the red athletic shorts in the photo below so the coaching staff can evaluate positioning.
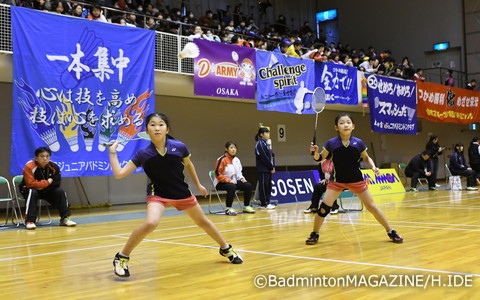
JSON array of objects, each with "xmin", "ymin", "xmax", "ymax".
[
  {"xmin": 147, "ymin": 195, "xmax": 198, "ymax": 211},
  {"xmin": 327, "ymin": 181, "xmax": 368, "ymax": 194}
]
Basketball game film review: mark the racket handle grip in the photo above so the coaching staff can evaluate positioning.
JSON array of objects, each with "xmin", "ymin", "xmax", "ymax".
[
  {"xmin": 310, "ymin": 151, "xmax": 315, "ymax": 156},
  {"xmin": 103, "ymin": 142, "xmax": 114, "ymax": 147}
]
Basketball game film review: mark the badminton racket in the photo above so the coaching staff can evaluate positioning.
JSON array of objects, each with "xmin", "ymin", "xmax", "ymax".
[
  {"xmin": 310, "ymin": 87, "xmax": 326, "ymax": 155},
  {"xmin": 102, "ymin": 131, "xmax": 151, "ymax": 147}
]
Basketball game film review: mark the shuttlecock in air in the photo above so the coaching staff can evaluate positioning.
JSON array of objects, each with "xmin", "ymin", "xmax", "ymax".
[{"xmin": 179, "ymin": 42, "xmax": 200, "ymax": 59}]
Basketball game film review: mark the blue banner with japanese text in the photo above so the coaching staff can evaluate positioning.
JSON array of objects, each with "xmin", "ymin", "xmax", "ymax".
[
  {"xmin": 315, "ymin": 62, "xmax": 359, "ymax": 105},
  {"xmin": 366, "ymin": 74, "xmax": 417, "ymax": 134},
  {"xmin": 256, "ymin": 51, "xmax": 316, "ymax": 114},
  {"xmin": 10, "ymin": 7, "xmax": 155, "ymax": 177}
]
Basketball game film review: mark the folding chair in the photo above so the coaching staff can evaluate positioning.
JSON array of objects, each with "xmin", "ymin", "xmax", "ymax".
[
  {"xmin": 12, "ymin": 175, "xmax": 52, "ymax": 225},
  {"xmin": 398, "ymin": 163, "xmax": 408, "ymax": 186},
  {"xmin": 399, "ymin": 163, "xmax": 427, "ymax": 187},
  {"xmin": 0, "ymin": 176, "xmax": 20, "ymax": 227},
  {"xmin": 207, "ymin": 171, "xmax": 243, "ymax": 214},
  {"xmin": 338, "ymin": 190, "xmax": 363, "ymax": 212}
]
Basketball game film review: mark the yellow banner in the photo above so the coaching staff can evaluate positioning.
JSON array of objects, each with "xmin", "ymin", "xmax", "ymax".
[{"xmin": 361, "ymin": 168, "xmax": 405, "ymax": 195}]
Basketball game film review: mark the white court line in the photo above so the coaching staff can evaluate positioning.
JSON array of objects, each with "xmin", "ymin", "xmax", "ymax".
[
  {"xmin": 0, "ymin": 216, "xmax": 278, "ymax": 251},
  {"xmin": 153, "ymin": 240, "xmax": 480, "ymax": 277}
]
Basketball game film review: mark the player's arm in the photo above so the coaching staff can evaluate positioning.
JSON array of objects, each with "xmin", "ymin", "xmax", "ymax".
[
  {"xmin": 183, "ymin": 156, "xmax": 208, "ymax": 197},
  {"xmin": 108, "ymin": 142, "xmax": 136, "ymax": 179},
  {"xmin": 361, "ymin": 150, "xmax": 380, "ymax": 175}
]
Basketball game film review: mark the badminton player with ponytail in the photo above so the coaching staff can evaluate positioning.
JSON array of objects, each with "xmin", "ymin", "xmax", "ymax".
[
  {"xmin": 109, "ymin": 112, "xmax": 243, "ymax": 277},
  {"xmin": 305, "ymin": 113, "xmax": 403, "ymax": 245},
  {"xmin": 255, "ymin": 125, "xmax": 276, "ymax": 209}
]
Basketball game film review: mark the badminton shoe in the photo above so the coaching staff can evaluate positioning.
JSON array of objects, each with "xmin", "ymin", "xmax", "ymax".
[
  {"xmin": 225, "ymin": 208, "xmax": 237, "ymax": 216},
  {"xmin": 387, "ymin": 230, "xmax": 403, "ymax": 243},
  {"xmin": 261, "ymin": 204, "xmax": 276, "ymax": 209},
  {"xmin": 466, "ymin": 186, "xmax": 478, "ymax": 191},
  {"xmin": 303, "ymin": 207, "xmax": 317, "ymax": 213},
  {"xmin": 113, "ymin": 252, "xmax": 130, "ymax": 277},
  {"xmin": 243, "ymin": 206, "xmax": 255, "ymax": 213},
  {"xmin": 26, "ymin": 222, "xmax": 36, "ymax": 230},
  {"xmin": 219, "ymin": 244, "xmax": 243, "ymax": 264},
  {"xmin": 60, "ymin": 217, "xmax": 76, "ymax": 227},
  {"xmin": 305, "ymin": 232, "xmax": 319, "ymax": 245},
  {"xmin": 408, "ymin": 188, "xmax": 418, "ymax": 192},
  {"xmin": 428, "ymin": 187, "xmax": 438, "ymax": 191}
]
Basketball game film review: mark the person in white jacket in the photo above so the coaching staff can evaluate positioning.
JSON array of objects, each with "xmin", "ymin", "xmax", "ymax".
[{"xmin": 214, "ymin": 141, "xmax": 255, "ymax": 215}]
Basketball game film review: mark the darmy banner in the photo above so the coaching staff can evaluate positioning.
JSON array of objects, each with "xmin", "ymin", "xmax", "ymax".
[
  {"xmin": 10, "ymin": 7, "xmax": 155, "ymax": 177},
  {"xmin": 194, "ymin": 39, "xmax": 256, "ymax": 99},
  {"xmin": 256, "ymin": 51, "xmax": 316, "ymax": 114},
  {"xmin": 366, "ymin": 74, "xmax": 417, "ymax": 134}
]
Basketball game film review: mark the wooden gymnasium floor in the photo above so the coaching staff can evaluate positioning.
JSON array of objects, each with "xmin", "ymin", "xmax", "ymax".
[{"xmin": 1, "ymin": 187, "xmax": 480, "ymax": 300}]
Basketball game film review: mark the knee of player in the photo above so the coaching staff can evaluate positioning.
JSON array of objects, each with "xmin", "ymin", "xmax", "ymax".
[{"xmin": 317, "ymin": 202, "xmax": 332, "ymax": 217}]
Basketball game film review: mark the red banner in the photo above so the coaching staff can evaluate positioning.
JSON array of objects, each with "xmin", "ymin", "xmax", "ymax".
[{"xmin": 417, "ymin": 81, "xmax": 480, "ymax": 124}]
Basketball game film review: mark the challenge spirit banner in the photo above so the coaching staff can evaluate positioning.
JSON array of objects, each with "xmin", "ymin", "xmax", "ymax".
[
  {"xmin": 417, "ymin": 81, "xmax": 480, "ymax": 124},
  {"xmin": 194, "ymin": 39, "xmax": 256, "ymax": 99},
  {"xmin": 10, "ymin": 7, "xmax": 155, "ymax": 177},
  {"xmin": 256, "ymin": 51, "xmax": 315, "ymax": 114}
]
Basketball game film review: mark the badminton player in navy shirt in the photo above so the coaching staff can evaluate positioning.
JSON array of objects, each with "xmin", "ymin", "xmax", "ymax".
[
  {"xmin": 305, "ymin": 113, "xmax": 403, "ymax": 245},
  {"xmin": 108, "ymin": 112, "xmax": 243, "ymax": 277}
]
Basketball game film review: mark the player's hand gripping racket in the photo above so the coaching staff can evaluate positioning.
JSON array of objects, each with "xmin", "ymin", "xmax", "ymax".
[
  {"xmin": 102, "ymin": 132, "xmax": 151, "ymax": 147},
  {"xmin": 311, "ymin": 87, "xmax": 326, "ymax": 155}
]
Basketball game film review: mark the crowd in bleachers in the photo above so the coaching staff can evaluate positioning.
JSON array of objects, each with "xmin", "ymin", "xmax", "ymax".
[{"xmin": 2, "ymin": 0, "xmax": 476, "ymax": 87}]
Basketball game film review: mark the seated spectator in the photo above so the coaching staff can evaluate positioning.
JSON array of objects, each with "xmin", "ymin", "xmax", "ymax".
[
  {"xmin": 299, "ymin": 21, "xmax": 313, "ymax": 35},
  {"xmin": 445, "ymin": 69, "xmax": 454, "ymax": 86},
  {"xmin": 273, "ymin": 14, "xmax": 288, "ymax": 35},
  {"xmin": 188, "ymin": 26, "xmax": 206, "ymax": 41},
  {"xmin": 126, "ymin": 13, "xmax": 140, "ymax": 27},
  {"xmin": 401, "ymin": 57, "xmax": 415, "ymax": 79},
  {"xmin": 366, "ymin": 46, "xmax": 377, "ymax": 59},
  {"xmin": 115, "ymin": 0, "xmax": 131, "ymax": 11},
  {"xmin": 377, "ymin": 57, "xmax": 394, "ymax": 76},
  {"xmin": 302, "ymin": 42, "xmax": 324, "ymax": 59},
  {"xmin": 19, "ymin": 146, "xmax": 76, "ymax": 230},
  {"xmin": 329, "ymin": 42, "xmax": 337, "ymax": 53},
  {"xmin": 351, "ymin": 55, "xmax": 361, "ymax": 69},
  {"xmin": 342, "ymin": 54, "xmax": 353, "ymax": 67},
  {"xmin": 230, "ymin": 35, "xmax": 250, "ymax": 47},
  {"xmin": 198, "ymin": 10, "xmax": 214, "ymax": 28},
  {"xmin": 205, "ymin": 30, "xmax": 221, "ymax": 42},
  {"xmin": 87, "ymin": 5, "xmax": 108, "ymax": 23},
  {"xmin": 405, "ymin": 150, "xmax": 435, "ymax": 192},
  {"xmin": 413, "ymin": 68, "xmax": 425, "ymax": 82},
  {"xmin": 214, "ymin": 141, "xmax": 255, "ymax": 215},
  {"xmin": 286, "ymin": 40, "xmax": 302, "ymax": 58},
  {"xmin": 112, "ymin": 15, "xmax": 127, "ymax": 25},
  {"xmin": 51, "ymin": 0, "xmax": 66, "ymax": 14},
  {"xmin": 391, "ymin": 66, "xmax": 403, "ymax": 78},
  {"xmin": 359, "ymin": 56, "xmax": 379, "ymax": 73},
  {"xmin": 70, "ymin": 4, "xmax": 84, "ymax": 18},
  {"xmin": 33, "ymin": 0, "xmax": 47, "ymax": 11},
  {"xmin": 145, "ymin": 17, "xmax": 159, "ymax": 30},
  {"xmin": 449, "ymin": 142, "xmax": 478, "ymax": 190},
  {"xmin": 466, "ymin": 79, "xmax": 477, "ymax": 90},
  {"xmin": 273, "ymin": 42, "xmax": 289, "ymax": 55},
  {"xmin": 187, "ymin": 11, "xmax": 197, "ymax": 25},
  {"xmin": 235, "ymin": 20, "xmax": 248, "ymax": 35}
]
